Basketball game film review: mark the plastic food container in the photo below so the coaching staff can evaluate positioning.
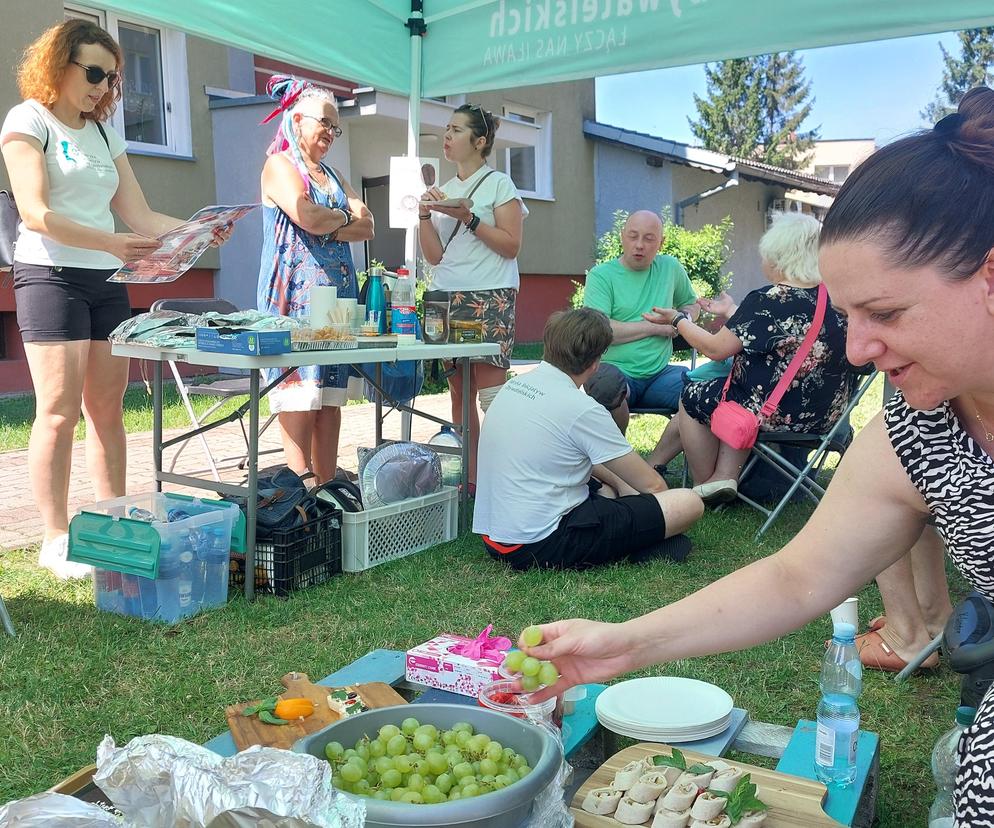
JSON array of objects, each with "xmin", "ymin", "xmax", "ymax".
[
  {"xmin": 293, "ymin": 702, "xmax": 561, "ymax": 828},
  {"xmin": 478, "ymin": 680, "xmax": 556, "ymax": 723}
]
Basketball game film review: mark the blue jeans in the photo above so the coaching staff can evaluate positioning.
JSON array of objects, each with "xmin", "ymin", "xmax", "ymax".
[{"xmin": 624, "ymin": 364, "xmax": 689, "ymax": 412}]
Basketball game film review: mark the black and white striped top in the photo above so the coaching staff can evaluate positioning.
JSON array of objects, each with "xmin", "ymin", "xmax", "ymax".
[{"xmin": 885, "ymin": 393, "xmax": 994, "ymax": 827}]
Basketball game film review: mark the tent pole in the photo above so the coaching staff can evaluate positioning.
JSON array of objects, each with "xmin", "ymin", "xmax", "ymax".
[{"xmin": 405, "ymin": 1, "xmax": 426, "ymax": 273}]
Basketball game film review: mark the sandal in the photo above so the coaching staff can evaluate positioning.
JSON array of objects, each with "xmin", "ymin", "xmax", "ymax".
[
  {"xmin": 868, "ymin": 615, "xmax": 886, "ymax": 632},
  {"xmin": 855, "ymin": 629, "xmax": 939, "ymax": 673}
]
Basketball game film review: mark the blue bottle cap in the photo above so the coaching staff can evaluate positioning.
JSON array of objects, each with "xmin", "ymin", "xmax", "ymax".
[
  {"xmin": 832, "ymin": 621, "xmax": 856, "ymax": 640},
  {"xmin": 957, "ymin": 706, "xmax": 978, "ymax": 726}
]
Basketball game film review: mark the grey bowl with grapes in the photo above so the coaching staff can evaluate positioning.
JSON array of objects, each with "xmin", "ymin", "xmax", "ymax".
[{"xmin": 292, "ymin": 703, "xmax": 561, "ymax": 827}]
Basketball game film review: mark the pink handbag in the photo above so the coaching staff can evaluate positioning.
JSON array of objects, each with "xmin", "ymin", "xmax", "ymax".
[{"xmin": 709, "ymin": 284, "xmax": 828, "ymax": 450}]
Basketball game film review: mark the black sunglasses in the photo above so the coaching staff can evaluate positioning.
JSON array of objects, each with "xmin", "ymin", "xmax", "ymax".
[
  {"xmin": 300, "ymin": 114, "xmax": 343, "ymax": 137},
  {"xmin": 72, "ymin": 61, "xmax": 120, "ymax": 88}
]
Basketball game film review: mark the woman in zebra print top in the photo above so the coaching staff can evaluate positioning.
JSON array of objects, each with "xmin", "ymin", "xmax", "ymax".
[{"xmin": 525, "ymin": 87, "xmax": 994, "ymax": 826}]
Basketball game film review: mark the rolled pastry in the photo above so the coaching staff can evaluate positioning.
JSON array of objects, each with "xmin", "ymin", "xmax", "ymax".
[
  {"xmin": 689, "ymin": 791, "xmax": 727, "ymax": 820},
  {"xmin": 738, "ymin": 810, "xmax": 768, "ymax": 826},
  {"xmin": 613, "ymin": 759, "xmax": 650, "ymax": 791},
  {"xmin": 615, "ymin": 796, "xmax": 656, "ymax": 825},
  {"xmin": 581, "ymin": 786, "xmax": 623, "ymax": 815},
  {"xmin": 652, "ymin": 808, "xmax": 692, "ymax": 828},
  {"xmin": 708, "ymin": 766, "xmax": 745, "ymax": 794},
  {"xmin": 656, "ymin": 765, "xmax": 684, "ymax": 786},
  {"xmin": 677, "ymin": 767, "xmax": 715, "ymax": 788},
  {"xmin": 628, "ymin": 771, "xmax": 671, "ymax": 803},
  {"xmin": 691, "ymin": 817, "xmax": 732, "ymax": 828},
  {"xmin": 661, "ymin": 782, "xmax": 698, "ymax": 810},
  {"xmin": 708, "ymin": 759, "xmax": 733, "ymax": 773}
]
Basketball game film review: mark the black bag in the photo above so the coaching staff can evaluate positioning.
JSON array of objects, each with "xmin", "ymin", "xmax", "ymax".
[
  {"xmin": 313, "ymin": 478, "xmax": 364, "ymax": 513},
  {"xmin": 225, "ymin": 467, "xmax": 326, "ymax": 540}
]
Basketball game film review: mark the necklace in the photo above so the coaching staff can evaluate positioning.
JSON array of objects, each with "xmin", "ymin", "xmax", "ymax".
[{"xmin": 972, "ymin": 400, "xmax": 994, "ymax": 442}]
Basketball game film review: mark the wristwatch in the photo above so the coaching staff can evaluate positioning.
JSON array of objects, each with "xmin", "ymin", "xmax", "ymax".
[
  {"xmin": 466, "ymin": 213, "xmax": 481, "ymax": 233},
  {"xmin": 671, "ymin": 311, "xmax": 690, "ymax": 329}
]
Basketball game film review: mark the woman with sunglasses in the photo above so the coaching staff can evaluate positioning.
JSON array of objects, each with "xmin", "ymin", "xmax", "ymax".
[
  {"xmin": 257, "ymin": 76, "xmax": 374, "ymax": 483},
  {"xmin": 0, "ymin": 20, "xmax": 221, "ymax": 579},
  {"xmin": 419, "ymin": 104, "xmax": 527, "ymax": 490}
]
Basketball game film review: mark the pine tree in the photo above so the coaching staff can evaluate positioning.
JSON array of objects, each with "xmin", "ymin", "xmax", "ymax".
[
  {"xmin": 923, "ymin": 28, "xmax": 994, "ymax": 123},
  {"xmin": 689, "ymin": 58, "xmax": 763, "ymax": 159},
  {"xmin": 757, "ymin": 52, "xmax": 817, "ymax": 169}
]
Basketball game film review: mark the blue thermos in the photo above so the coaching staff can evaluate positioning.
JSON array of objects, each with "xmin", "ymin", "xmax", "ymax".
[{"xmin": 366, "ymin": 266, "xmax": 387, "ymax": 334}]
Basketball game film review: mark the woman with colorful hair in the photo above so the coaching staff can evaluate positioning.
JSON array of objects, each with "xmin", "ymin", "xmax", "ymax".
[
  {"xmin": 0, "ymin": 20, "xmax": 225, "ymax": 579},
  {"xmin": 257, "ymin": 76, "xmax": 374, "ymax": 482}
]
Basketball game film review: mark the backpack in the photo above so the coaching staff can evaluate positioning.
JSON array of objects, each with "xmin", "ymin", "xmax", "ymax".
[{"xmin": 1, "ymin": 120, "xmax": 109, "ymax": 271}]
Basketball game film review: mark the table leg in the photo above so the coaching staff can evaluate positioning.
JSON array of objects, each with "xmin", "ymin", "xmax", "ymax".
[
  {"xmin": 460, "ymin": 356, "xmax": 471, "ymax": 532},
  {"xmin": 245, "ymin": 370, "xmax": 259, "ymax": 603},
  {"xmin": 153, "ymin": 361, "xmax": 163, "ymax": 493},
  {"xmin": 375, "ymin": 362, "xmax": 384, "ymax": 445}
]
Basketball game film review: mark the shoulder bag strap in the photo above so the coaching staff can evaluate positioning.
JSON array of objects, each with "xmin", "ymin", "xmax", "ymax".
[
  {"xmin": 441, "ymin": 169, "xmax": 496, "ymax": 254},
  {"xmin": 758, "ymin": 283, "xmax": 829, "ymax": 419}
]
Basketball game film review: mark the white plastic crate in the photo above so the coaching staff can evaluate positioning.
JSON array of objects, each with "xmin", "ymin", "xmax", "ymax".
[{"xmin": 342, "ymin": 487, "xmax": 458, "ymax": 572}]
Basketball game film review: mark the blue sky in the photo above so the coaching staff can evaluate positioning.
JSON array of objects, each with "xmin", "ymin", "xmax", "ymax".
[{"xmin": 595, "ymin": 31, "xmax": 959, "ymax": 147}]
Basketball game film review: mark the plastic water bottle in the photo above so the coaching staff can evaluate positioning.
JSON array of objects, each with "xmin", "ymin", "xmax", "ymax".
[
  {"xmin": 366, "ymin": 266, "xmax": 387, "ymax": 334},
  {"xmin": 428, "ymin": 425, "xmax": 462, "ymax": 487},
  {"xmin": 929, "ymin": 706, "xmax": 976, "ymax": 827},
  {"xmin": 815, "ymin": 621, "xmax": 862, "ymax": 786},
  {"xmin": 391, "ymin": 266, "xmax": 418, "ymax": 342}
]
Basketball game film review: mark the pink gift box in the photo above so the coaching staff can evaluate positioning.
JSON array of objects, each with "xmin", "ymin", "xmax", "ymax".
[{"xmin": 405, "ymin": 628, "xmax": 511, "ymax": 698}]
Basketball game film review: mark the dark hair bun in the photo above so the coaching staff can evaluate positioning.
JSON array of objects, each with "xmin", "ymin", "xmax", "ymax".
[{"xmin": 949, "ymin": 86, "xmax": 994, "ymax": 170}]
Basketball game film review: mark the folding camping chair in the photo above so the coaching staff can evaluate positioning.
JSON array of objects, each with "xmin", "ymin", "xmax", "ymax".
[
  {"xmin": 149, "ymin": 298, "xmax": 280, "ymax": 482},
  {"xmin": 735, "ymin": 369, "xmax": 879, "ymax": 540}
]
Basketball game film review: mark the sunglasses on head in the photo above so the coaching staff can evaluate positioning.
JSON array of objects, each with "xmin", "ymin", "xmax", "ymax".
[
  {"xmin": 300, "ymin": 114, "xmax": 343, "ymax": 137},
  {"xmin": 469, "ymin": 104, "xmax": 490, "ymax": 133},
  {"xmin": 72, "ymin": 61, "xmax": 120, "ymax": 88}
]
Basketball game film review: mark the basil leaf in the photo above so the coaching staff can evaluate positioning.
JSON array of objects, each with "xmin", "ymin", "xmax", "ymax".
[
  {"xmin": 687, "ymin": 762, "xmax": 715, "ymax": 775},
  {"xmin": 652, "ymin": 748, "xmax": 687, "ymax": 770},
  {"xmin": 708, "ymin": 788, "xmax": 730, "ymax": 798}
]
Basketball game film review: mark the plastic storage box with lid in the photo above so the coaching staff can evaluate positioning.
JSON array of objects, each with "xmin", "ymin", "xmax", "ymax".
[{"xmin": 68, "ymin": 492, "xmax": 242, "ymax": 623}]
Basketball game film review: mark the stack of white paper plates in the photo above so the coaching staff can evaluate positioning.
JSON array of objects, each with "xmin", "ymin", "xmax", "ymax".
[{"xmin": 595, "ymin": 677, "xmax": 734, "ymax": 742}]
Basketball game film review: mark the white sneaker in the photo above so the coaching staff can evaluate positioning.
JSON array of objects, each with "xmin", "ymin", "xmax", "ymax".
[
  {"xmin": 692, "ymin": 479, "xmax": 739, "ymax": 506},
  {"xmin": 38, "ymin": 534, "xmax": 92, "ymax": 580}
]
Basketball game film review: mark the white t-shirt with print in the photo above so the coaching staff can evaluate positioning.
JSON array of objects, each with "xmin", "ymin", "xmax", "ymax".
[
  {"xmin": 427, "ymin": 165, "xmax": 528, "ymax": 291},
  {"xmin": 473, "ymin": 361, "xmax": 635, "ymax": 544},
  {"xmin": 1, "ymin": 99, "xmax": 127, "ymax": 269}
]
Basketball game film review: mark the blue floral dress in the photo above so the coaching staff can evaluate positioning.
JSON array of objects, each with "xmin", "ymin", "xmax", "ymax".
[{"xmin": 257, "ymin": 162, "xmax": 357, "ymax": 411}]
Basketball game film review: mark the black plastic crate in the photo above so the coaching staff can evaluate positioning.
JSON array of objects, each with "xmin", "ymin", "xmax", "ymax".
[{"xmin": 229, "ymin": 508, "xmax": 342, "ymax": 597}]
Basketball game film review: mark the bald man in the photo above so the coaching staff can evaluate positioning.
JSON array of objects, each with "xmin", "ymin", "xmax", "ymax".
[{"xmin": 582, "ymin": 211, "xmax": 699, "ymax": 432}]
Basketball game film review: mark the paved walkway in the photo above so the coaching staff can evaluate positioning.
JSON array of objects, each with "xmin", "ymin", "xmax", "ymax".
[{"xmin": 0, "ymin": 362, "xmax": 540, "ymax": 551}]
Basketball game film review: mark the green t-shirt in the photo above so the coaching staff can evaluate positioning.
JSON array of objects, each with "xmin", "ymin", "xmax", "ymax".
[{"xmin": 583, "ymin": 255, "xmax": 697, "ymax": 379}]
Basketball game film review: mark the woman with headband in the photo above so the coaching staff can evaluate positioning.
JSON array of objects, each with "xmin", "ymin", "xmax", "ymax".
[
  {"xmin": 257, "ymin": 76, "xmax": 374, "ymax": 483},
  {"xmin": 419, "ymin": 103, "xmax": 527, "ymax": 491}
]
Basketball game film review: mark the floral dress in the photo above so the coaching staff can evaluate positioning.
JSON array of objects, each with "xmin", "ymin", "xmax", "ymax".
[
  {"xmin": 257, "ymin": 163, "xmax": 357, "ymax": 411},
  {"xmin": 681, "ymin": 284, "xmax": 854, "ymax": 433}
]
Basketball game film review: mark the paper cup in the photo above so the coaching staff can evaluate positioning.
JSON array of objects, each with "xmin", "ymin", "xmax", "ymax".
[{"xmin": 830, "ymin": 596, "xmax": 858, "ymax": 628}]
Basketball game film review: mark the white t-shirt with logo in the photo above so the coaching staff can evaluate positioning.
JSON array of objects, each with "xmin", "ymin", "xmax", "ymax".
[
  {"xmin": 473, "ymin": 361, "xmax": 635, "ymax": 544},
  {"xmin": 428, "ymin": 165, "xmax": 528, "ymax": 291},
  {"xmin": 1, "ymin": 99, "xmax": 128, "ymax": 269}
]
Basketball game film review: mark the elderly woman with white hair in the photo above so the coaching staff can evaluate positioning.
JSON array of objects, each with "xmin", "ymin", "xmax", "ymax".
[
  {"xmin": 647, "ymin": 211, "xmax": 855, "ymax": 505},
  {"xmin": 257, "ymin": 75, "xmax": 374, "ymax": 483}
]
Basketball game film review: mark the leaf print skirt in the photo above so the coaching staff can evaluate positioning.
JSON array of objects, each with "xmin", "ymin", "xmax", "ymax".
[{"xmin": 446, "ymin": 287, "xmax": 516, "ymax": 369}]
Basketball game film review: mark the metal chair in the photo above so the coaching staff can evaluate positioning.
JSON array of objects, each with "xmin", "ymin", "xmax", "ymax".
[
  {"xmin": 735, "ymin": 369, "xmax": 880, "ymax": 540},
  {"xmin": 149, "ymin": 298, "xmax": 280, "ymax": 482}
]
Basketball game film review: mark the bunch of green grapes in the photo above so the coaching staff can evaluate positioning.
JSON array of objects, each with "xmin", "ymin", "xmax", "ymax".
[
  {"xmin": 502, "ymin": 625, "xmax": 559, "ymax": 692},
  {"xmin": 323, "ymin": 717, "xmax": 533, "ymax": 804}
]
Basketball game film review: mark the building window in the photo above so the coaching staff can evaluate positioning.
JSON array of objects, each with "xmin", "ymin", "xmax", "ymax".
[
  {"xmin": 502, "ymin": 104, "xmax": 552, "ymax": 199},
  {"xmin": 813, "ymin": 164, "xmax": 850, "ymax": 184},
  {"xmin": 65, "ymin": 4, "xmax": 192, "ymax": 156}
]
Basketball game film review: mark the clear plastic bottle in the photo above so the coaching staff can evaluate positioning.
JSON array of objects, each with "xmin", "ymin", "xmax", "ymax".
[
  {"xmin": 929, "ymin": 706, "xmax": 977, "ymax": 827},
  {"xmin": 391, "ymin": 266, "xmax": 418, "ymax": 342},
  {"xmin": 815, "ymin": 621, "xmax": 862, "ymax": 786},
  {"xmin": 428, "ymin": 425, "xmax": 462, "ymax": 487}
]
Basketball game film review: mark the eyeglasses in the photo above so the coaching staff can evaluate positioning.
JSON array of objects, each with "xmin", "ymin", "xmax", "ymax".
[
  {"xmin": 300, "ymin": 114, "xmax": 343, "ymax": 137},
  {"xmin": 71, "ymin": 61, "xmax": 120, "ymax": 88}
]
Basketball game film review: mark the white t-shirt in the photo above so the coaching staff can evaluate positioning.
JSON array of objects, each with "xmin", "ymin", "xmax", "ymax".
[
  {"xmin": 0, "ymin": 100, "xmax": 127, "ymax": 269},
  {"xmin": 473, "ymin": 361, "xmax": 634, "ymax": 544},
  {"xmin": 428, "ymin": 165, "xmax": 528, "ymax": 291}
]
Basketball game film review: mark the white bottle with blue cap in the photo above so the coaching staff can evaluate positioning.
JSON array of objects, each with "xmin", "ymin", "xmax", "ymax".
[{"xmin": 816, "ymin": 620, "xmax": 862, "ymax": 786}]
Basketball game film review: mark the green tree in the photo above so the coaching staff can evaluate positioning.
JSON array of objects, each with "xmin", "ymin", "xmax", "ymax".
[
  {"xmin": 923, "ymin": 28, "xmax": 994, "ymax": 123},
  {"xmin": 757, "ymin": 52, "xmax": 817, "ymax": 169},
  {"xmin": 689, "ymin": 58, "xmax": 763, "ymax": 158}
]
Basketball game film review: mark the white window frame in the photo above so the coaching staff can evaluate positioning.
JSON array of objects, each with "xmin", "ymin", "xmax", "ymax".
[
  {"xmin": 65, "ymin": 3, "xmax": 192, "ymax": 157},
  {"xmin": 502, "ymin": 103, "xmax": 552, "ymax": 200}
]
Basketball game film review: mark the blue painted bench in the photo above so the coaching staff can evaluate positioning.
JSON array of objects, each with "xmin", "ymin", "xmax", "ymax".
[{"xmin": 203, "ymin": 649, "xmax": 878, "ymax": 826}]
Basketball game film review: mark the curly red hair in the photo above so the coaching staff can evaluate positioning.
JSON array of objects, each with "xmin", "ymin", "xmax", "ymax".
[{"xmin": 17, "ymin": 19, "xmax": 123, "ymax": 122}]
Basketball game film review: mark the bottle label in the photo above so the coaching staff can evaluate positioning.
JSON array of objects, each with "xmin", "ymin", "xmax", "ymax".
[
  {"xmin": 815, "ymin": 721, "xmax": 835, "ymax": 767},
  {"xmin": 847, "ymin": 728, "xmax": 858, "ymax": 764}
]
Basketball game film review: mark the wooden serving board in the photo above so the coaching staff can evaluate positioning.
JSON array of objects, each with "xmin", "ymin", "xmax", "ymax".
[
  {"xmin": 570, "ymin": 743, "xmax": 844, "ymax": 828},
  {"xmin": 225, "ymin": 672, "xmax": 406, "ymax": 751}
]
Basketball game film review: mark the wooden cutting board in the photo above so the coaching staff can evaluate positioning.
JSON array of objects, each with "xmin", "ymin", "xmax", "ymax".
[
  {"xmin": 225, "ymin": 672, "xmax": 406, "ymax": 751},
  {"xmin": 571, "ymin": 743, "xmax": 844, "ymax": 828}
]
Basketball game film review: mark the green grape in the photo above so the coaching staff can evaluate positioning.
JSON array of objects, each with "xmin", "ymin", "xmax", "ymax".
[
  {"xmin": 331, "ymin": 774, "xmax": 344, "ymax": 789},
  {"xmin": 448, "ymin": 789, "xmax": 463, "ymax": 801},
  {"xmin": 423, "ymin": 783, "xmax": 444, "ymax": 804},
  {"xmin": 502, "ymin": 650, "xmax": 526, "ymax": 672},
  {"xmin": 512, "ymin": 753, "xmax": 527, "ymax": 769},
  {"xmin": 401, "ymin": 791, "xmax": 424, "ymax": 804},
  {"xmin": 441, "ymin": 729, "xmax": 458, "ymax": 746},
  {"xmin": 518, "ymin": 764, "xmax": 532, "ymax": 777},
  {"xmin": 373, "ymin": 789, "xmax": 391, "ymax": 800},
  {"xmin": 447, "ymin": 751, "xmax": 465, "ymax": 769},
  {"xmin": 343, "ymin": 748, "xmax": 358, "ymax": 760},
  {"xmin": 340, "ymin": 763, "xmax": 363, "ymax": 783},
  {"xmin": 353, "ymin": 779, "xmax": 371, "ymax": 795},
  {"xmin": 521, "ymin": 674, "xmax": 540, "ymax": 692},
  {"xmin": 381, "ymin": 768, "xmax": 402, "ymax": 788},
  {"xmin": 452, "ymin": 761, "xmax": 474, "ymax": 780},
  {"xmin": 468, "ymin": 733, "xmax": 491, "ymax": 753},
  {"xmin": 538, "ymin": 661, "xmax": 559, "ymax": 686},
  {"xmin": 412, "ymin": 757, "xmax": 429, "ymax": 776},
  {"xmin": 479, "ymin": 758, "xmax": 499, "ymax": 776},
  {"xmin": 452, "ymin": 721, "xmax": 474, "ymax": 734},
  {"xmin": 394, "ymin": 754, "xmax": 413, "ymax": 773},
  {"xmin": 374, "ymin": 756, "xmax": 393, "ymax": 775},
  {"xmin": 406, "ymin": 772, "xmax": 426, "ymax": 792},
  {"xmin": 386, "ymin": 734, "xmax": 407, "ymax": 756},
  {"xmin": 355, "ymin": 742, "xmax": 371, "ymax": 761},
  {"xmin": 460, "ymin": 774, "xmax": 477, "ymax": 787},
  {"xmin": 455, "ymin": 730, "xmax": 472, "ymax": 748},
  {"xmin": 413, "ymin": 731, "xmax": 435, "ymax": 752},
  {"xmin": 502, "ymin": 746, "xmax": 515, "ymax": 762},
  {"xmin": 520, "ymin": 656, "xmax": 541, "ymax": 677},
  {"xmin": 461, "ymin": 782, "xmax": 481, "ymax": 798},
  {"xmin": 427, "ymin": 752, "xmax": 448, "ymax": 775},
  {"xmin": 324, "ymin": 741, "xmax": 344, "ymax": 761},
  {"xmin": 486, "ymin": 741, "xmax": 503, "ymax": 761},
  {"xmin": 379, "ymin": 724, "xmax": 401, "ymax": 741},
  {"xmin": 389, "ymin": 788, "xmax": 406, "ymax": 802},
  {"xmin": 368, "ymin": 739, "xmax": 386, "ymax": 758},
  {"xmin": 416, "ymin": 723, "xmax": 438, "ymax": 740},
  {"xmin": 522, "ymin": 625, "xmax": 543, "ymax": 647},
  {"xmin": 504, "ymin": 768, "xmax": 519, "ymax": 783},
  {"xmin": 494, "ymin": 774, "xmax": 512, "ymax": 789},
  {"xmin": 435, "ymin": 772, "xmax": 454, "ymax": 793},
  {"xmin": 401, "ymin": 717, "xmax": 420, "ymax": 735}
]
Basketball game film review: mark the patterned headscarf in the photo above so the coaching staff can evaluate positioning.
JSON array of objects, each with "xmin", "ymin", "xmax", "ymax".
[{"xmin": 261, "ymin": 74, "xmax": 324, "ymax": 185}]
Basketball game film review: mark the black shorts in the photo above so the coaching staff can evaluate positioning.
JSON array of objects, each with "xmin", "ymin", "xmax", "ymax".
[
  {"xmin": 13, "ymin": 262, "xmax": 130, "ymax": 342},
  {"xmin": 483, "ymin": 490, "xmax": 680, "ymax": 571}
]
